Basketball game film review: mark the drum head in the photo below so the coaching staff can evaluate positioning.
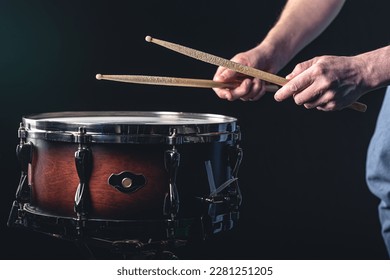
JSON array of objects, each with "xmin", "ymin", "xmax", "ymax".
[{"xmin": 23, "ymin": 111, "xmax": 239, "ymax": 144}]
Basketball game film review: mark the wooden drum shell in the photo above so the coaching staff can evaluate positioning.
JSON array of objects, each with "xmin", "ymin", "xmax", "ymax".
[{"xmin": 29, "ymin": 139, "xmax": 168, "ymax": 220}]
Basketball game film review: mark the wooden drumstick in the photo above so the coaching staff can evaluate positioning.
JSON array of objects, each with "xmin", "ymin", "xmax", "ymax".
[
  {"xmin": 145, "ymin": 35, "xmax": 367, "ymax": 112},
  {"xmin": 96, "ymin": 74, "xmax": 280, "ymax": 92}
]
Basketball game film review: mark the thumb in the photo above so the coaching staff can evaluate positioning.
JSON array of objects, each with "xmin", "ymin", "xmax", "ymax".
[{"xmin": 214, "ymin": 68, "xmax": 238, "ymax": 82}]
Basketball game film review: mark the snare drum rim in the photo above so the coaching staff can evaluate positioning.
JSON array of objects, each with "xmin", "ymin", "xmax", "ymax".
[{"xmin": 22, "ymin": 111, "xmax": 240, "ymax": 144}]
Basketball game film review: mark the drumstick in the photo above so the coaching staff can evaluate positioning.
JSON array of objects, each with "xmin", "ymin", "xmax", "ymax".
[
  {"xmin": 145, "ymin": 36, "xmax": 287, "ymax": 86},
  {"xmin": 96, "ymin": 74, "xmax": 280, "ymax": 92},
  {"xmin": 145, "ymin": 36, "xmax": 367, "ymax": 112}
]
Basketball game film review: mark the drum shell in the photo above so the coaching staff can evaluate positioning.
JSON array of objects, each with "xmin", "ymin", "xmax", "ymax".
[{"xmin": 28, "ymin": 138, "xmax": 234, "ymax": 221}]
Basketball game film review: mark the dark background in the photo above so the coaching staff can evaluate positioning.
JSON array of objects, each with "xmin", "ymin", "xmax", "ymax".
[{"xmin": 1, "ymin": 0, "xmax": 389, "ymax": 259}]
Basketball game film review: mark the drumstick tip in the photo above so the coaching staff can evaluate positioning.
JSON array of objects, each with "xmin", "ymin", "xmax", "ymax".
[
  {"xmin": 96, "ymin": 74, "xmax": 102, "ymax": 80},
  {"xmin": 145, "ymin": 35, "xmax": 152, "ymax": 42}
]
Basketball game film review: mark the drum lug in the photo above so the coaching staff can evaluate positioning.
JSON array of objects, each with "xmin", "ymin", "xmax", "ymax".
[
  {"xmin": 167, "ymin": 128, "xmax": 183, "ymax": 146},
  {"xmin": 8, "ymin": 123, "xmax": 33, "ymax": 228},
  {"xmin": 233, "ymin": 125, "xmax": 242, "ymax": 142},
  {"xmin": 15, "ymin": 122, "xmax": 33, "ymax": 203},
  {"xmin": 15, "ymin": 142, "xmax": 33, "ymax": 203},
  {"xmin": 163, "ymin": 147, "xmax": 180, "ymax": 221},
  {"xmin": 74, "ymin": 127, "xmax": 93, "ymax": 224},
  {"xmin": 74, "ymin": 126, "xmax": 91, "ymax": 144}
]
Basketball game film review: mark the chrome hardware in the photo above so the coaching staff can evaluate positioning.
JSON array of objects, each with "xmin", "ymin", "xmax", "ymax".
[
  {"xmin": 22, "ymin": 111, "xmax": 239, "ymax": 144},
  {"xmin": 122, "ymin": 178, "xmax": 133, "ymax": 188},
  {"xmin": 167, "ymin": 128, "xmax": 181, "ymax": 145},
  {"xmin": 15, "ymin": 124, "xmax": 32, "ymax": 203},
  {"xmin": 228, "ymin": 144, "xmax": 243, "ymax": 207},
  {"xmin": 108, "ymin": 171, "xmax": 146, "ymax": 193},
  {"xmin": 163, "ymin": 147, "xmax": 180, "ymax": 221},
  {"xmin": 230, "ymin": 145, "xmax": 243, "ymax": 178},
  {"xmin": 74, "ymin": 127, "xmax": 92, "ymax": 231},
  {"xmin": 74, "ymin": 126, "xmax": 91, "ymax": 144},
  {"xmin": 201, "ymin": 144, "xmax": 243, "ymax": 209},
  {"xmin": 17, "ymin": 122, "xmax": 28, "ymax": 141},
  {"xmin": 8, "ymin": 123, "xmax": 33, "ymax": 227}
]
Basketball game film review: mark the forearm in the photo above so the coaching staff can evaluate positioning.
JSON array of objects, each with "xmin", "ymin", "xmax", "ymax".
[{"xmin": 255, "ymin": 0, "xmax": 345, "ymax": 72}]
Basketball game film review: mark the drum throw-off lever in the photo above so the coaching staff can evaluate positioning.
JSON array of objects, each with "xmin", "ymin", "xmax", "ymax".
[
  {"xmin": 228, "ymin": 145, "xmax": 243, "ymax": 207},
  {"xmin": 201, "ymin": 144, "xmax": 243, "ymax": 208},
  {"xmin": 201, "ymin": 177, "xmax": 241, "ymax": 208}
]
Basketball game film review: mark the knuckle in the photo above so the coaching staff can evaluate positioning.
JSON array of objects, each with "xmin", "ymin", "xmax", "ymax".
[
  {"xmin": 311, "ymin": 64, "xmax": 325, "ymax": 76},
  {"xmin": 293, "ymin": 66, "xmax": 302, "ymax": 74},
  {"xmin": 295, "ymin": 62, "xmax": 306, "ymax": 71},
  {"xmin": 288, "ymin": 82, "xmax": 299, "ymax": 92}
]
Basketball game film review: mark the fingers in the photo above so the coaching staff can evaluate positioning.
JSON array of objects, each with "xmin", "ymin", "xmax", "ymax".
[
  {"xmin": 273, "ymin": 57, "xmax": 344, "ymax": 111},
  {"xmin": 214, "ymin": 54, "xmax": 362, "ymax": 111},
  {"xmin": 275, "ymin": 76, "xmax": 339, "ymax": 111},
  {"xmin": 213, "ymin": 52, "xmax": 267, "ymax": 101},
  {"xmin": 213, "ymin": 67, "xmax": 239, "ymax": 100},
  {"xmin": 213, "ymin": 69, "xmax": 266, "ymax": 101},
  {"xmin": 274, "ymin": 73, "xmax": 314, "ymax": 102},
  {"xmin": 315, "ymin": 101, "xmax": 339, "ymax": 111},
  {"xmin": 245, "ymin": 79, "xmax": 265, "ymax": 101},
  {"xmin": 285, "ymin": 59, "xmax": 315, "ymax": 80},
  {"xmin": 302, "ymin": 91, "xmax": 335, "ymax": 109},
  {"xmin": 274, "ymin": 59, "xmax": 316, "ymax": 102}
]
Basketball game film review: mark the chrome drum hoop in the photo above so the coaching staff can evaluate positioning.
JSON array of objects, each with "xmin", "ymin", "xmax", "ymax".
[{"xmin": 22, "ymin": 111, "xmax": 240, "ymax": 144}]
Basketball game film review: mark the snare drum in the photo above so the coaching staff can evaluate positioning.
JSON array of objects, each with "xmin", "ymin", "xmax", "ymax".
[{"xmin": 9, "ymin": 111, "xmax": 242, "ymax": 244}]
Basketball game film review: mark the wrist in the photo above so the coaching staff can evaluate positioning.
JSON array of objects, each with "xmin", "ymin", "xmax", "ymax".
[
  {"xmin": 251, "ymin": 41, "xmax": 285, "ymax": 74},
  {"xmin": 355, "ymin": 46, "xmax": 390, "ymax": 90}
]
